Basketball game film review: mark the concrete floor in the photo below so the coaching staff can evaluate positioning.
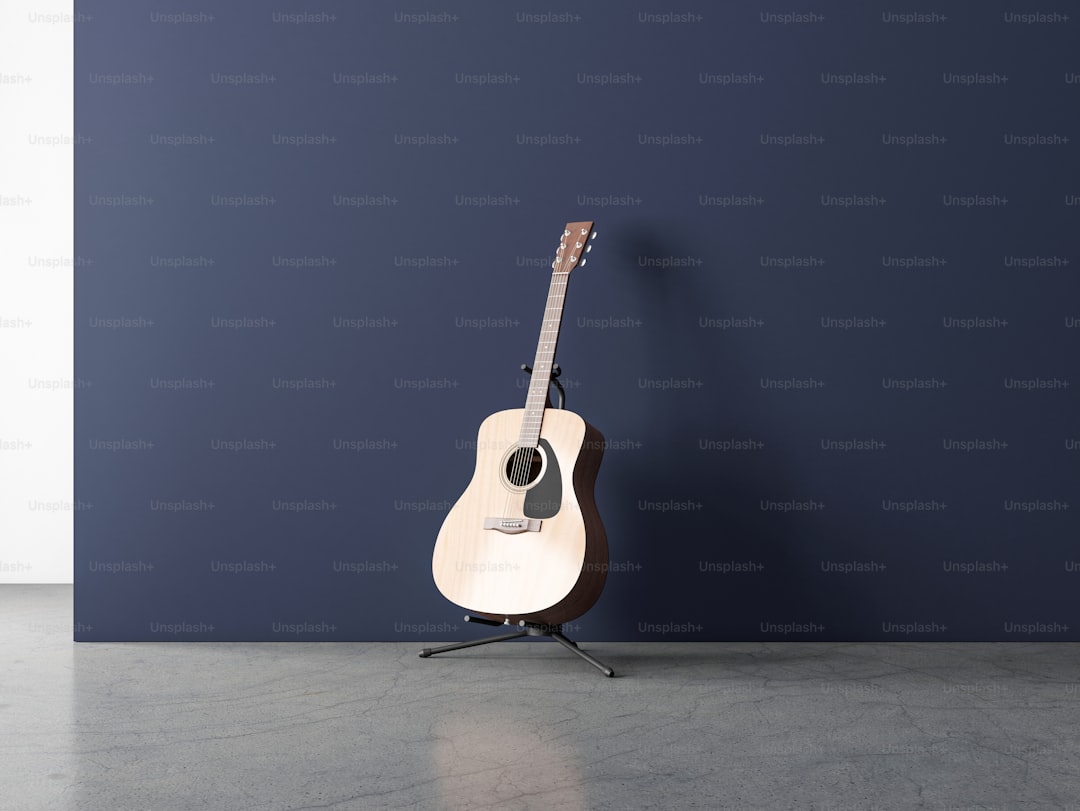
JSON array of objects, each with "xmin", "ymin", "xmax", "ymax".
[{"xmin": 3, "ymin": 586, "xmax": 1080, "ymax": 810}]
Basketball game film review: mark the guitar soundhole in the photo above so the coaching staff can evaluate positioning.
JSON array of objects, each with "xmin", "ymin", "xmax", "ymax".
[{"xmin": 505, "ymin": 446, "xmax": 543, "ymax": 488}]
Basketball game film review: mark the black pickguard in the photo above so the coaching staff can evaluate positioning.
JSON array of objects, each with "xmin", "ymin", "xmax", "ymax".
[{"xmin": 524, "ymin": 439, "xmax": 562, "ymax": 519}]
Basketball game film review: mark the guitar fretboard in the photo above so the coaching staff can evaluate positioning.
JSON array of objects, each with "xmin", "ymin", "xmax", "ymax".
[
  {"xmin": 518, "ymin": 270, "xmax": 570, "ymax": 448},
  {"xmin": 517, "ymin": 221, "xmax": 594, "ymax": 448}
]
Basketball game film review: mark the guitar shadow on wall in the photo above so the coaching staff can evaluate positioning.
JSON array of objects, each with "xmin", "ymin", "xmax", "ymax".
[{"xmin": 593, "ymin": 220, "xmax": 846, "ymax": 643}]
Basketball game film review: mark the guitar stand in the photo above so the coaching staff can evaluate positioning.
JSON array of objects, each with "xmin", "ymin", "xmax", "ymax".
[{"xmin": 419, "ymin": 614, "xmax": 615, "ymax": 677}]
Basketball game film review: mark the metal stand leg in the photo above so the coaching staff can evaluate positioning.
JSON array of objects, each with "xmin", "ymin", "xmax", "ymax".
[
  {"xmin": 549, "ymin": 630, "xmax": 614, "ymax": 677},
  {"xmin": 419, "ymin": 629, "xmax": 528, "ymax": 657},
  {"xmin": 418, "ymin": 615, "xmax": 615, "ymax": 677}
]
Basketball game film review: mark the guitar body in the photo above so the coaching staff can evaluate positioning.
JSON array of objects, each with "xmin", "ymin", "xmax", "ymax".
[{"xmin": 432, "ymin": 407, "xmax": 607, "ymax": 626}]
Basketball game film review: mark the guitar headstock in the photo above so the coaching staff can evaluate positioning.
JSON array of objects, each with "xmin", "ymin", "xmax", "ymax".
[{"xmin": 552, "ymin": 220, "xmax": 597, "ymax": 273}]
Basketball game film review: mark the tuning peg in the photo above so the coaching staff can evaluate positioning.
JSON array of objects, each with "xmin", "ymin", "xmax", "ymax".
[
  {"xmin": 579, "ymin": 258, "xmax": 587, "ymax": 266},
  {"xmin": 590, "ymin": 231, "xmax": 598, "ymax": 239},
  {"xmin": 585, "ymin": 244, "xmax": 592, "ymax": 253}
]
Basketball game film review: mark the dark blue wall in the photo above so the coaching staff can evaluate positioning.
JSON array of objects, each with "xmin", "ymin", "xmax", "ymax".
[{"xmin": 75, "ymin": 2, "xmax": 1080, "ymax": 641}]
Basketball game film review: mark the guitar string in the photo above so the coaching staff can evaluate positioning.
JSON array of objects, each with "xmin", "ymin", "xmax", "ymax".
[
  {"xmin": 519, "ymin": 236, "xmax": 579, "ymax": 493},
  {"xmin": 504, "ymin": 232, "xmax": 579, "ymax": 520},
  {"xmin": 506, "ymin": 237, "xmax": 563, "ymax": 513},
  {"xmin": 519, "ymin": 271, "xmax": 566, "ymax": 486},
  {"xmin": 505, "ymin": 254, "xmax": 564, "ymax": 516}
]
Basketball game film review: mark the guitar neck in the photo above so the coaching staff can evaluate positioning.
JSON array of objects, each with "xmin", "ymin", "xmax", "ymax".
[
  {"xmin": 518, "ymin": 270, "xmax": 571, "ymax": 448},
  {"xmin": 517, "ymin": 220, "xmax": 595, "ymax": 448}
]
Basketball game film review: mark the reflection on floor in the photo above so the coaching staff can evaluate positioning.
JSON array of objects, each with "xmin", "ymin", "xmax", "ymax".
[{"xmin": 5, "ymin": 586, "xmax": 1080, "ymax": 810}]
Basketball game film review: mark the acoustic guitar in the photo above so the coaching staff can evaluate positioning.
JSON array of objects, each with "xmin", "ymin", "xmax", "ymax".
[{"xmin": 432, "ymin": 221, "xmax": 608, "ymax": 627}]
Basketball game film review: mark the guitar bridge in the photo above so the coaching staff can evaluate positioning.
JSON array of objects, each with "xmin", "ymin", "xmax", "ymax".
[{"xmin": 483, "ymin": 517, "xmax": 542, "ymax": 535}]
